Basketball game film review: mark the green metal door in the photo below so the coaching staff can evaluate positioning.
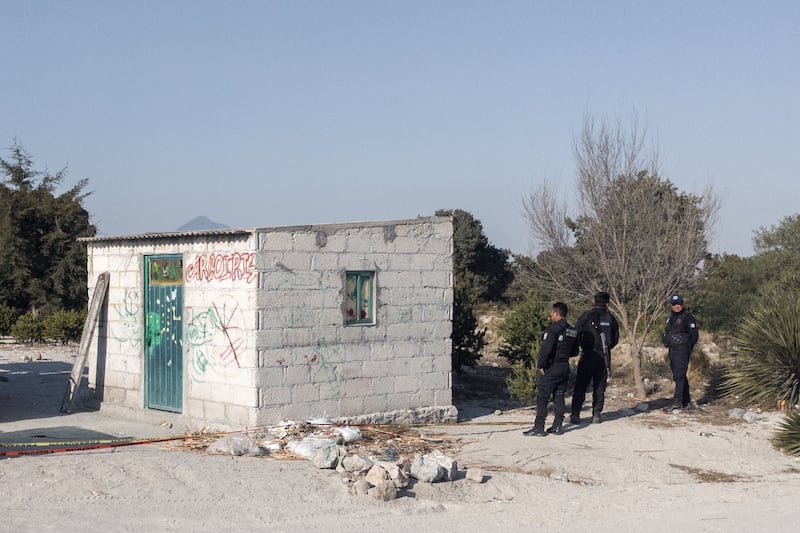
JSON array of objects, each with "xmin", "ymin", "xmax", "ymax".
[{"xmin": 144, "ymin": 255, "xmax": 183, "ymax": 412}]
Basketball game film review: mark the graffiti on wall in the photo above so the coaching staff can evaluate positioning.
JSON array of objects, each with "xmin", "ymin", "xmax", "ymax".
[
  {"xmin": 186, "ymin": 298, "xmax": 246, "ymax": 382},
  {"xmin": 111, "ymin": 289, "xmax": 142, "ymax": 348},
  {"xmin": 185, "ymin": 252, "xmax": 257, "ymax": 284},
  {"xmin": 277, "ymin": 343, "xmax": 344, "ymax": 397}
]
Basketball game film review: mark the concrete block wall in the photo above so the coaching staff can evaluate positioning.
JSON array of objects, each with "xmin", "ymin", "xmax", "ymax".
[
  {"xmin": 87, "ymin": 240, "xmax": 148, "ymax": 410},
  {"xmin": 180, "ymin": 236, "xmax": 259, "ymax": 427},
  {"xmin": 87, "ymin": 233, "xmax": 259, "ymax": 428},
  {"xmin": 254, "ymin": 217, "xmax": 454, "ymax": 425},
  {"xmin": 85, "ymin": 217, "xmax": 454, "ymax": 429}
]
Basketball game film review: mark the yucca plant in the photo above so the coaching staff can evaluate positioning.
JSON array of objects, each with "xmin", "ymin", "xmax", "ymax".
[
  {"xmin": 773, "ymin": 410, "xmax": 800, "ymax": 456},
  {"xmin": 722, "ymin": 291, "xmax": 800, "ymax": 409}
]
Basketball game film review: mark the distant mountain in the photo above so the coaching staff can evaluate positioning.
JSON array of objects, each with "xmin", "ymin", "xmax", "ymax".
[{"xmin": 177, "ymin": 216, "xmax": 230, "ymax": 231}]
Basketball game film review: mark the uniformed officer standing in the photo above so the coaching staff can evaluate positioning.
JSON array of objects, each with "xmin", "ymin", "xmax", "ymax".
[
  {"xmin": 570, "ymin": 292, "xmax": 619, "ymax": 425},
  {"xmin": 524, "ymin": 302, "xmax": 579, "ymax": 437},
  {"xmin": 663, "ymin": 294, "xmax": 699, "ymax": 410}
]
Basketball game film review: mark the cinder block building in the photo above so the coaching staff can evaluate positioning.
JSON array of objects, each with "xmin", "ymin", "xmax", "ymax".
[{"xmin": 82, "ymin": 217, "xmax": 455, "ymax": 429}]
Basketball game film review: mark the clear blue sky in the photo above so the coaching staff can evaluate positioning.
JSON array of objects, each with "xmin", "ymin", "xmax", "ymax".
[{"xmin": 2, "ymin": 1, "xmax": 798, "ymax": 258}]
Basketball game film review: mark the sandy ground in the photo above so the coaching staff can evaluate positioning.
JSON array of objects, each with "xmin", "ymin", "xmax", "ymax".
[{"xmin": 2, "ymin": 345, "xmax": 800, "ymax": 532}]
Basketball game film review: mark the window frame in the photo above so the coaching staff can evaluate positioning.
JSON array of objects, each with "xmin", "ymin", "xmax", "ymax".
[{"xmin": 344, "ymin": 270, "xmax": 375, "ymax": 326}]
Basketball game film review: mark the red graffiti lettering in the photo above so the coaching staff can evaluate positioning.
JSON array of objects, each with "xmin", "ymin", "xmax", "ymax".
[{"xmin": 185, "ymin": 252, "xmax": 257, "ymax": 284}]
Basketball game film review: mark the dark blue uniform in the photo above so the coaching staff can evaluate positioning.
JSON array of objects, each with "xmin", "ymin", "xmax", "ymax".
[
  {"xmin": 663, "ymin": 308, "xmax": 698, "ymax": 408},
  {"xmin": 570, "ymin": 306, "xmax": 619, "ymax": 423},
  {"xmin": 532, "ymin": 318, "xmax": 579, "ymax": 432}
]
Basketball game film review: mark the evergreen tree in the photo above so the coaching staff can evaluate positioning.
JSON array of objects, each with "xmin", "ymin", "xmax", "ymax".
[
  {"xmin": 437, "ymin": 208, "xmax": 513, "ymax": 371},
  {"xmin": 436, "ymin": 208, "xmax": 513, "ymax": 306},
  {"xmin": 0, "ymin": 142, "xmax": 96, "ymax": 316}
]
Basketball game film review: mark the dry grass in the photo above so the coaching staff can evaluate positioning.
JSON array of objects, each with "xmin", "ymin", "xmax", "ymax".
[
  {"xmin": 161, "ymin": 423, "xmax": 463, "ymax": 461},
  {"xmin": 669, "ymin": 463, "xmax": 748, "ymax": 483}
]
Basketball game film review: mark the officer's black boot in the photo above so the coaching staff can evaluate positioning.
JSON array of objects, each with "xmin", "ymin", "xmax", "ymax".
[
  {"xmin": 547, "ymin": 415, "xmax": 565, "ymax": 435},
  {"xmin": 524, "ymin": 414, "xmax": 548, "ymax": 437}
]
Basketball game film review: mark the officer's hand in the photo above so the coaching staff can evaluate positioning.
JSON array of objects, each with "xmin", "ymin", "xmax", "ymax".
[{"xmin": 538, "ymin": 368, "xmax": 545, "ymax": 375}]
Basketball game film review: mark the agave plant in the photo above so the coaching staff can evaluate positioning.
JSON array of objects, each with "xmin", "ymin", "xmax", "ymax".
[
  {"xmin": 722, "ymin": 291, "xmax": 800, "ymax": 409},
  {"xmin": 773, "ymin": 410, "xmax": 800, "ymax": 456}
]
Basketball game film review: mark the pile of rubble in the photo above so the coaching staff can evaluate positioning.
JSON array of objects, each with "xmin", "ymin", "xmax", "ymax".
[{"xmin": 169, "ymin": 419, "xmax": 485, "ymax": 500}]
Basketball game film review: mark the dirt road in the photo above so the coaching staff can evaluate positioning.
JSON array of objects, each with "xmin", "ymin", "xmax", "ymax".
[{"xmin": 2, "ymin": 345, "xmax": 799, "ymax": 532}]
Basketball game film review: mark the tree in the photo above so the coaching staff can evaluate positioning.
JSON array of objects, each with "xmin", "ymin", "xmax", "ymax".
[
  {"xmin": 450, "ymin": 287, "xmax": 487, "ymax": 372},
  {"xmin": 496, "ymin": 292, "xmax": 550, "ymax": 366},
  {"xmin": 752, "ymin": 214, "xmax": 800, "ymax": 294},
  {"xmin": 436, "ymin": 208, "xmax": 513, "ymax": 306},
  {"xmin": 437, "ymin": 208, "xmax": 514, "ymax": 371},
  {"xmin": 691, "ymin": 253, "xmax": 760, "ymax": 334},
  {"xmin": 0, "ymin": 142, "xmax": 96, "ymax": 316},
  {"xmin": 520, "ymin": 114, "xmax": 719, "ymax": 397}
]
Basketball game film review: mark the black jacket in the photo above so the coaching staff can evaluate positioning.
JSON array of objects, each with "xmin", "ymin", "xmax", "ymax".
[
  {"xmin": 663, "ymin": 309, "xmax": 699, "ymax": 349},
  {"xmin": 575, "ymin": 306, "xmax": 620, "ymax": 357},
  {"xmin": 537, "ymin": 318, "xmax": 579, "ymax": 370}
]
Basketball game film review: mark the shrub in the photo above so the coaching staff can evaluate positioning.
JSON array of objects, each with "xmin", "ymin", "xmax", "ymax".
[
  {"xmin": 11, "ymin": 312, "xmax": 44, "ymax": 344},
  {"xmin": 505, "ymin": 360, "xmax": 537, "ymax": 405},
  {"xmin": 722, "ymin": 291, "xmax": 800, "ymax": 409},
  {"xmin": 0, "ymin": 305, "xmax": 16, "ymax": 336},
  {"xmin": 497, "ymin": 293, "xmax": 549, "ymax": 366},
  {"xmin": 772, "ymin": 410, "xmax": 800, "ymax": 457},
  {"xmin": 687, "ymin": 347, "xmax": 712, "ymax": 384},
  {"xmin": 451, "ymin": 288, "xmax": 486, "ymax": 372},
  {"xmin": 42, "ymin": 309, "xmax": 86, "ymax": 345}
]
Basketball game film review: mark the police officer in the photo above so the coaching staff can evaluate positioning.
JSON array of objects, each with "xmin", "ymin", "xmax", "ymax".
[
  {"xmin": 524, "ymin": 302, "xmax": 579, "ymax": 437},
  {"xmin": 570, "ymin": 292, "xmax": 619, "ymax": 425},
  {"xmin": 663, "ymin": 294, "xmax": 698, "ymax": 410}
]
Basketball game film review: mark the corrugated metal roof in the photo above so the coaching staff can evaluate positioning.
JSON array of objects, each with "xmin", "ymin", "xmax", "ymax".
[
  {"xmin": 79, "ymin": 228, "xmax": 253, "ymax": 243},
  {"xmin": 79, "ymin": 216, "xmax": 452, "ymax": 243}
]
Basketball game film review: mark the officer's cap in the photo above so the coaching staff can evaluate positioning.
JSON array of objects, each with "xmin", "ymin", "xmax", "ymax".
[{"xmin": 670, "ymin": 294, "xmax": 684, "ymax": 305}]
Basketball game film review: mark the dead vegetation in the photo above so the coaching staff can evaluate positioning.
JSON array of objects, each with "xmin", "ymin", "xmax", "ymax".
[
  {"xmin": 160, "ymin": 423, "xmax": 464, "ymax": 460},
  {"xmin": 669, "ymin": 463, "xmax": 748, "ymax": 483}
]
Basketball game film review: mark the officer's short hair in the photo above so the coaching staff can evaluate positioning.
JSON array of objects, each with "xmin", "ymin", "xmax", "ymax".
[
  {"xmin": 553, "ymin": 302, "xmax": 568, "ymax": 318},
  {"xmin": 594, "ymin": 292, "xmax": 610, "ymax": 306}
]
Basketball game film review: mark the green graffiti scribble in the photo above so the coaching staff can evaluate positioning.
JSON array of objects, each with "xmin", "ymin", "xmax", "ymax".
[
  {"xmin": 111, "ymin": 290, "xmax": 142, "ymax": 347},
  {"xmin": 193, "ymin": 350, "xmax": 209, "ymax": 375},
  {"xmin": 186, "ymin": 302, "xmax": 244, "ymax": 382},
  {"xmin": 187, "ymin": 310, "xmax": 220, "ymax": 347}
]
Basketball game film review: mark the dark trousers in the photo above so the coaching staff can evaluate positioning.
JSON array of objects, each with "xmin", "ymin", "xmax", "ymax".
[
  {"xmin": 669, "ymin": 347, "xmax": 691, "ymax": 406},
  {"xmin": 570, "ymin": 353, "xmax": 607, "ymax": 417},
  {"xmin": 534, "ymin": 364, "xmax": 569, "ymax": 430}
]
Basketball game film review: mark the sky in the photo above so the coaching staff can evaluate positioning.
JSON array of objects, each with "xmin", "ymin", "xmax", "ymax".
[{"xmin": 2, "ymin": 1, "xmax": 798, "ymax": 258}]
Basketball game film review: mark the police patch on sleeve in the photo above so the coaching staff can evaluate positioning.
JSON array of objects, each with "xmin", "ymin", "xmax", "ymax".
[{"xmin": 542, "ymin": 332, "xmax": 549, "ymax": 340}]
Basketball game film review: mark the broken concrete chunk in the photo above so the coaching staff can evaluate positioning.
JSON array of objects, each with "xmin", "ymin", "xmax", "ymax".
[
  {"xmin": 427, "ymin": 450, "xmax": 458, "ymax": 481},
  {"xmin": 376, "ymin": 461, "xmax": 408, "ymax": 489},
  {"xmin": 368, "ymin": 479, "xmax": 398, "ymax": 501},
  {"xmin": 350, "ymin": 479, "xmax": 370, "ymax": 496},
  {"xmin": 365, "ymin": 464, "xmax": 390, "ymax": 486},
  {"xmin": 410, "ymin": 453, "xmax": 445, "ymax": 483},
  {"xmin": 466, "ymin": 468, "xmax": 485, "ymax": 483},
  {"xmin": 340, "ymin": 454, "xmax": 374, "ymax": 475}
]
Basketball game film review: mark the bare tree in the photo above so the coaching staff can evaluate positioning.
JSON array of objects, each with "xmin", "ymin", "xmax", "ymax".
[{"xmin": 522, "ymin": 114, "xmax": 719, "ymax": 397}]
